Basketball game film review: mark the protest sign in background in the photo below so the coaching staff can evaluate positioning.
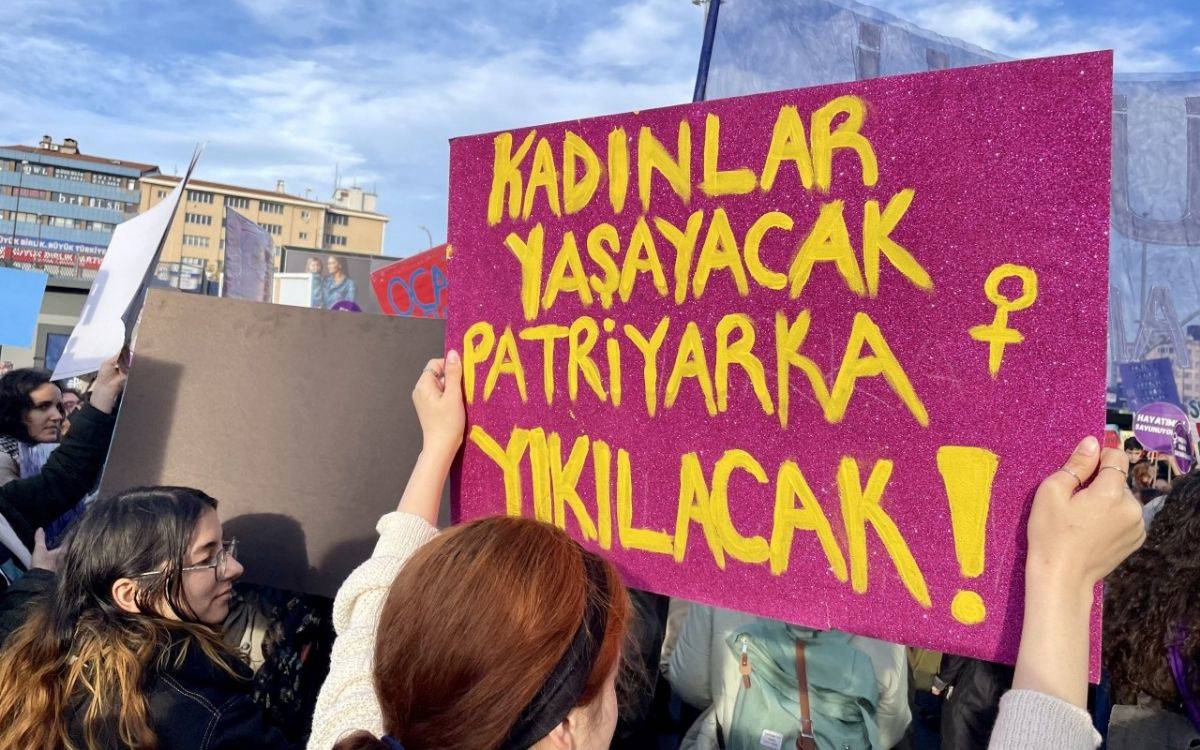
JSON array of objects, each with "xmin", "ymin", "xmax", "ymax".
[
  {"xmin": 1131, "ymin": 401, "xmax": 1194, "ymax": 473},
  {"xmin": 223, "ymin": 208, "xmax": 275, "ymax": 302},
  {"xmin": 100, "ymin": 289, "xmax": 446, "ymax": 597},
  {"xmin": 370, "ymin": 244, "xmax": 449, "ymax": 319},
  {"xmin": 51, "ymin": 147, "xmax": 201, "ymax": 380},
  {"xmin": 1118, "ymin": 358, "xmax": 1181, "ymax": 410},
  {"xmin": 0, "ymin": 268, "xmax": 48, "ymax": 348},
  {"xmin": 448, "ymin": 52, "xmax": 1111, "ymax": 667}
]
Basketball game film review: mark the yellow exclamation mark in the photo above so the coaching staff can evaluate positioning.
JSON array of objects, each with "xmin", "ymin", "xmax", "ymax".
[{"xmin": 936, "ymin": 446, "xmax": 1000, "ymax": 625}]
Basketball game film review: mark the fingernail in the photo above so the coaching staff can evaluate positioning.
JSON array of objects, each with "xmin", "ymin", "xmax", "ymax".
[
  {"xmin": 1078, "ymin": 436, "xmax": 1099, "ymax": 455},
  {"xmin": 448, "ymin": 350, "xmax": 460, "ymax": 363}
]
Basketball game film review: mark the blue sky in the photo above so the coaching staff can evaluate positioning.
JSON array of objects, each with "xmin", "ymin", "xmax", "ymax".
[{"xmin": 1, "ymin": 0, "xmax": 1196, "ymax": 257}]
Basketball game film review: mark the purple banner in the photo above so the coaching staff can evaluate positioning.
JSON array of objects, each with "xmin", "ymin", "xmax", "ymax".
[{"xmin": 222, "ymin": 209, "xmax": 274, "ymax": 302}]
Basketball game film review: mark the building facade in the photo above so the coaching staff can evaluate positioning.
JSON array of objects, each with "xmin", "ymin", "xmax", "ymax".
[
  {"xmin": 0, "ymin": 137, "xmax": 159, "ymax": 370},
  {"xmin": 139, "ymin": 176, "xmax": 387, "ymax": 275},
  {"xmin": 0, "ymin": 135, "xmax": 388, "ymax": 370},
  {"xmin": 0, "ymin": 136, "xmax": 159, "ymax": 279}
]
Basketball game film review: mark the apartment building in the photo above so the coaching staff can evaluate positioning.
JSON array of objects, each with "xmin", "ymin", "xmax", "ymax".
[
  {"xmin": 140, "ymin": 176, "xmax": 387, "ymax": 274},
  {"xmin": 0, "ymin": 136, "xmax": 159, "ymax": 279}
]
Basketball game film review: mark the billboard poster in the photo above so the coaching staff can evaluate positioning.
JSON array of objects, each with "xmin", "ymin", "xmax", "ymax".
[{"xmin": 280, "ymin": 247, "xmax": 400, "ymax": 315}]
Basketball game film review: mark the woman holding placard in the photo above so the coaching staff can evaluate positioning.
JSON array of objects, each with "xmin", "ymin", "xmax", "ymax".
[
  {"xmin": 307, "ymin": 352, "xmax": 1144, "ymax": 750},
  {"xmin": 311, "ymin": 350, "xmax": 631, "ymax": 750}
]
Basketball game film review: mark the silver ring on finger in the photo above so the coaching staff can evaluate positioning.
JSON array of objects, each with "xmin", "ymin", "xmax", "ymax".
[
  {"xmin": 1099, "ymin": 465, "xmax": 1128, "ymax": 478},
  {"xmin": 1057, "ymin": 467, "xmax": 1083, "ymax": 488}
]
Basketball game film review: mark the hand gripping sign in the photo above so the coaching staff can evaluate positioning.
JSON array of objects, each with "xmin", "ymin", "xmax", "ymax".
[{"xmin": 447, "ymin": 52, "xmax": 1111, "ymax": 669}]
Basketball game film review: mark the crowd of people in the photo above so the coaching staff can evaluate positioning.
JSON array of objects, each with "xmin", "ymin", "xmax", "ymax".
[{"xmin": 0, "ymin": 349, "xmax": 1192, "ymax": 749}]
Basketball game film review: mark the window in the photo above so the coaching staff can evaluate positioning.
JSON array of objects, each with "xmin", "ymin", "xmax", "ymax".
[
  {"xmin": 22, "ymin": 163, "xmax": 50, "ymax": 176},
  {"xmin": 183, "ymin": 234, "xmax": 211, "ymax": 248},
  {"xmin": 259, "ymin": 201, "xmax": 283, "ymax": 214},
  {"xmin": 326, "ymin": 213, "xmax": 349, "ymax": 226},
  {"xmin": 86, "ymin": 221, "xmax": 113, "ymax": 232},
  {"xmin": 259, "ymin": 223, "xmax": 282, "ymax": 236},
  {"xmin": 157, "ymin": 190, "xmax": 167, "ymax": 199},
  {"xmin": 187, "ymin": 190, "xmax": 214, "ymax": 204},
  {"xmin": 300, "ymin": 210, "xmax": 310, "ymax": 220},
  {"xmin": 48, "ymin": 216, "xmax": 77, "ymax": 228},
  {"xmin": 12, "ymin": 211, "xmax": 38, "ymax": 223},
  {"xmin": 299, "ymin": 231, "xmax": 308, "ymax": 240},
  {"xmin": 185, "ymin": 212, "xmax": 213, "ymax": 226},
  {"xmin": 226, "ymin": 196, "xmax": 250, "ymax": 209},
  {"xmin": 56, "ymin": 168, "xmax": 87, "ymax": 182},
  {"xmin": 13, "ymin": 187, "xmax": 49, "ymax": 200},
  {"xmin": 219, "ymin": 240, "xmax": 226, "ymax": 251},
  {"xmin": 92, "ymin": 173, "xmax": 124, "ymax": 188},
  {"xmin": 324, "ymin": 233, "xmax": 347, "ymax": 247}
]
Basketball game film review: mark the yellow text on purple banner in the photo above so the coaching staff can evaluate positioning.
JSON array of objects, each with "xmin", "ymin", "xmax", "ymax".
[{"xmin": 447, "ymin": 52, "xmax": 1112, "ymax": 669}]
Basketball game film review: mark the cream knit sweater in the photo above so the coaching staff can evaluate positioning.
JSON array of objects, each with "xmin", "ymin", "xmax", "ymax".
[
  {"xmin": 989, "ymin": 689, "xmax": 1102, "ymax": 749},
  {"xmin": 307, "ymin": 511, "xmax": 439, "ymax": 750},
  {"xmin": 305, "ymin": 511, "xmax": 1100, "ymax": 750}
]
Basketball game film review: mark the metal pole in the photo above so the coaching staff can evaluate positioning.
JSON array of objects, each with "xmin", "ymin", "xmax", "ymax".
[
  {"xmin": 692, "ymin": 0, "xmax": 722, "ymax": 103},
  {"xmin": 418, "ymin": 224, "xmax": 433, "ymax": 248}
]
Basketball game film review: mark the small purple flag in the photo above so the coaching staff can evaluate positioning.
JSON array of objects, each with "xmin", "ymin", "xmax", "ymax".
[{"xmin": 223, "ymin": 209, "xmax": 274, "ymax": 302}]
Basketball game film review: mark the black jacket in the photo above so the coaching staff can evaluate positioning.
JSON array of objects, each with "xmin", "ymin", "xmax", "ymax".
[
  {"xmin": 937, "ymin": 655, "xmax": 1014, "ymax": 750},
  {"xmin": 68, "ymin": 635, "xmax": 302, "ymax": 750},
  {"xmin": 0, "ymin": 403, "xmax": 115, "ymax": 554},
  {"xmin": 0, "ymin": 567, "xmax": 53, "ymax": 646}
]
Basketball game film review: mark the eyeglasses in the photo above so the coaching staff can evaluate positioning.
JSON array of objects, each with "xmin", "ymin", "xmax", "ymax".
[{"xmin": 134, "ymin": 538, "xmax": 239, "ymax": 581}]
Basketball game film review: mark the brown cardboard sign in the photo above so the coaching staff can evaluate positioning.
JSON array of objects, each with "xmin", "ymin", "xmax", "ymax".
[{"xmin": 100, "ymin": 289, "xmax": 445, "ymax": 597}]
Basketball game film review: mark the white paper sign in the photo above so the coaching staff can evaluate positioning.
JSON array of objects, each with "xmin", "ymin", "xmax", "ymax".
[{"xmin": 52, "ymin": 150, "xmax": 201, "ymax": 380}]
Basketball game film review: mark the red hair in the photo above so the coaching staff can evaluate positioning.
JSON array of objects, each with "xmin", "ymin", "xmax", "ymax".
[{"xmin": 333, "ymin": 515, "xmax": 628, "ymax": 750}]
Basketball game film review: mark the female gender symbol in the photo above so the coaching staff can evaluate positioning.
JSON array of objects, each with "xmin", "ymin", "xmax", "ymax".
[{"xmin": 968, "ymin": 263, "xmax": 1039, "ymax": 377}]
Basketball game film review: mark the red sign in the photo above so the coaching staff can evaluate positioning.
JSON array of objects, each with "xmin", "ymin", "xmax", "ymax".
[{"xmin": 369, "ymin": 245, "xmax": 449, "ymax": 319}]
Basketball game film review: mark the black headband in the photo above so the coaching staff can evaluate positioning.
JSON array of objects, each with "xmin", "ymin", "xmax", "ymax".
[{"xmin": 499, "ymin": 553, "xmax": 611, "ymax": 750}]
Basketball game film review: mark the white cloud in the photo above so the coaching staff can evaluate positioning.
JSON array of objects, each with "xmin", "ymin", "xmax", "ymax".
[
  {"xmin": 579, "ymin": 0, "xmax": 704, "ymax": 69},
  {"xmin": 907, "ymin": 2, "xmax": 1038, "ymax": 50},
  {"xmin": 229, "ymin": 0, "xmax": 363, "ymax": 39},
  {"xmin": 0, "ymin": 0, "xmax": 704, "ymax": 254},
  {"xmin": 873, "ymin": 0, "xmax": 1192, "ymax": 72}
]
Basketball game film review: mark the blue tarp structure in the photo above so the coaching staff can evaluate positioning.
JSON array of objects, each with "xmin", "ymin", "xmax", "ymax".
[{"xmin": 698, "ymin": 0, "xmax": 1200, "ymax": 416}]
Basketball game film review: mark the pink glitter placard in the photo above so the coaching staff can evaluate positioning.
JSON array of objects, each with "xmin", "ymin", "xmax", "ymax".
[{"xmin": 448, "ymin": 52, "xmax": 1111, "ymax": 671}]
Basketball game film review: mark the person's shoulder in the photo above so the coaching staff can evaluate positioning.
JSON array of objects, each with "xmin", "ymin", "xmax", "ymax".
[
  {"xmin": 146, "ymin": 642, "xmax": 257, "ymax": 744},
  {"xmin": 0, "ymin": 451, "xmax": 17, "ymax": 485},
  {"xmin": 843, "ymin": 633, "xmax": 907, "ymax": 668}
]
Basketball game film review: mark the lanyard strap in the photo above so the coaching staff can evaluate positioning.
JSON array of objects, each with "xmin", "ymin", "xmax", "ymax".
[{"xmin": 794, "ymin": 642, "xmax": 817, "ymax": 750}]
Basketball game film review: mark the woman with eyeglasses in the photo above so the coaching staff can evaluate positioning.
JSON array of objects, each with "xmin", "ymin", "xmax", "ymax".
[{"xmin": 0, "ymin": 485, "xmax": 303, "ymax": 750}]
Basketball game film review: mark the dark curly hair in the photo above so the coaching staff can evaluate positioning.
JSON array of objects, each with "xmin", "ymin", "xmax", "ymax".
[
  {"xmin": 0, "ymin": 368, "xmax": 54, "ymax": 442},
  {"xmin": 1104, "ymin": 472, "xmax": 1200, "ymax": 705}
]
